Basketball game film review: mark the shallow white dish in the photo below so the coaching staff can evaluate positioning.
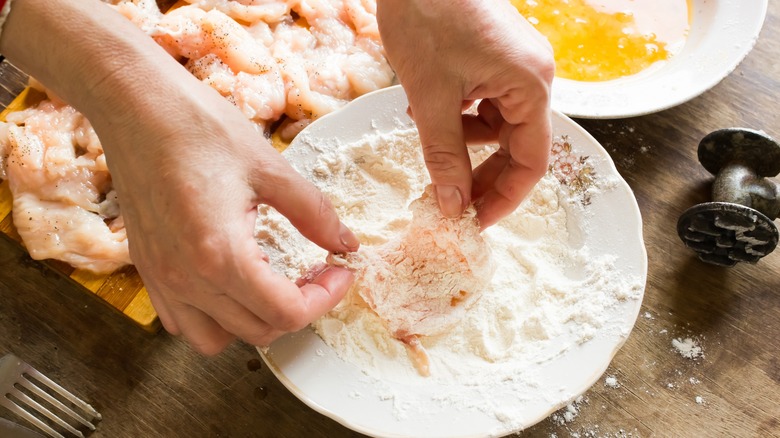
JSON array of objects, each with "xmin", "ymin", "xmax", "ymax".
[
  {"xmin": 259, "ymin": 85, "xmax": 648, "ymax": 437},
  {"xmin": 553, "ymin": 0, "xmax": 768, "ymax": 118}
]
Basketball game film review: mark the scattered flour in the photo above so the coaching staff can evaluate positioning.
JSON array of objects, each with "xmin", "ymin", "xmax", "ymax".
[
  {"xmin": 695, "ymin": 396, "xmax": 704, "ymax": 405},
  {"xmin": 605, "ymin": 376, "xmax": 620, "ymax": 388},
  {"xmin": 255, "ymin": 128, "xmax": 644, "ymax": 431},
  {"xmin": 672, "ymin": 337, "xmax": 703, "ymax": 359},
  {"xmin": 551, "ymin": 396, "xmax": 587, "ymax": 425}
]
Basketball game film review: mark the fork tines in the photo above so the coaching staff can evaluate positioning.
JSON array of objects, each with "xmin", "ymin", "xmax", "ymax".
[{"xmin": 0, "ymin": 354, "xmax": 101, "ymax": 438}]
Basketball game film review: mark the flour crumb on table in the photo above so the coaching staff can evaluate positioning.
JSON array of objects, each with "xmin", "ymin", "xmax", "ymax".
[
  {"xmin": 605, "ymin": 375, "xmax": 620, "ymax": 388},
  {"xmin": 550, "ymin": 396, "xmax": 587, "ymax": 426},
  {"xmin": 672, "ymin": 337, "xmax": 704, "ymax": 359}
]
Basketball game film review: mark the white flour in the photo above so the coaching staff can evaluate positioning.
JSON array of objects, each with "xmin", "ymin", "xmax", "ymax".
[
  {"xmin": 672, "ymin": 337, "xmax": 704, "ymax": 359},
  {"xmin": 255, "ymin": 128, "xmax": 643, "ymax": 430},
  {"xmin": 605, "ymin": 376, "xmax": 620, "ymax": 388}
]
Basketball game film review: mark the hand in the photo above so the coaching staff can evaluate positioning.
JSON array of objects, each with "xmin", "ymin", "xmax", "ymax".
[
  {"xmin": 377, "ymin": 0, "xmax": 554, "ymax": 228},
  {"xmin": 95, "ymin": 68, "xmax": 359, "ymax": 354},
  {"xmin": 1, "ymin": 0, "xmax": 359, "ymax": 355}
]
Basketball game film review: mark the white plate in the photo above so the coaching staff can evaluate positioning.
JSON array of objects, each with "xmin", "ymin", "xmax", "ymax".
[
  {"xmin": 553, "ymin": 0, "xmax": 768, "ymax": 118},
  {"xmin": 259, "ymin": 85, "xmax": 648, "ymax": 437}
]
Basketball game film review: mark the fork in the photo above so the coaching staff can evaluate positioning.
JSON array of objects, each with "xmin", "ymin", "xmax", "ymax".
[
  {"xmin": 0, "ymin": 354, "xmax": 101, "ymax": 438},
  {"xmin": 0, "ymin": 59, "xmax": 29, "ymax": 110}
]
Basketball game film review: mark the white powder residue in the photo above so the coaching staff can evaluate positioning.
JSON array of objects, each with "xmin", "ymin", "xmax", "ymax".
[
  {"xmin": 254, "ymin": 128, "xmax": 643, "ymax": 429},
  {"xmin": 550, "ymin": 396, "xmax": 587, "ymax": 425},
  {"xmin": 695, "ymin": 396, "xmax": 704, "ymax": 405},
  {"xmin": 672, "ymin": 337, "xmax": 703, "ymax": 359},
  {"xmin": 605, "ymin": 376, "xmax": 620, "ymax": 388}
]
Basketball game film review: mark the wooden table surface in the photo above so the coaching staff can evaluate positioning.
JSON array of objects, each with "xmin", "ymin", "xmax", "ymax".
[{"xmin": 1, "ymin": 4, "xmax": 779, "ymax": 438}]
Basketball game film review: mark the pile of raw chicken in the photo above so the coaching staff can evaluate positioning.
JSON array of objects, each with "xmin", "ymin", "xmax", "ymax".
[{"xmin": 0, "ymin": 0, "xmax": 393, "ymax": 272}]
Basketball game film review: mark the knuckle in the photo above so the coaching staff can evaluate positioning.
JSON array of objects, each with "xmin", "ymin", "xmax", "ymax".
[
  {"xmin": 315, "ymin": 187, "xmax": 336, "ymax": 218},
  {"xmin": 154, "ymin": 262, "xmax": 188, "ymax": 290},
  {"xmin": 274, "ymin": 310, "xmax": 311, "ymax": 333},
  {"xmin": 522, "ymin": 34, "xmax": 555, "ymax": 81},
  {"xmin": 538, "ymin": 50, "xmax": 556, "ymax": 84},
  {"xmin": 423, "ymin": 145, "xmax": 464, "ymax": 175},
  {"xmin": 243, "ymin": 331, "xmax": 282, "ymax": 348},
  {"xmin": 190, "ymin": 338, "xmax": 226, "ymax": 356},
  {"xmin": 157, "ymin": 314, "xmax": 181, "ymax": 336},
  {"xmin": 190, "ymin": 234, "xmax": 229, "ymax": 280}
]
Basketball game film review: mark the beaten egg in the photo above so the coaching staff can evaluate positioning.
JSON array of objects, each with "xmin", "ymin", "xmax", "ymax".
[{"xmin": 513, "ymin": 0, "xmax": 691, "ymax": 81}]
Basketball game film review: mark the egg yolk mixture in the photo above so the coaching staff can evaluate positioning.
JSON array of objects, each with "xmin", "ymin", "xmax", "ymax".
[{"xmin": 513, "ymin": 0, "xmax": 691, "ymax": 81}]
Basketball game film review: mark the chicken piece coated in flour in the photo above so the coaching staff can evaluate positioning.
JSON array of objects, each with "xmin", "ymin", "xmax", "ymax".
[{"xmin": 328, "ymin": 186, "xmax": 495, "ymax": 376}]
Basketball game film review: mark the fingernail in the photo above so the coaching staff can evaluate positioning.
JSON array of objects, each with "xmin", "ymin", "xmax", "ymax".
[
  {"xmin": 436, "ymin": 185, "xmax": 464, "ymax": 218},
  {"xmin": 339, "ymin": 221, "xmax": 360, "ymax": 251}
]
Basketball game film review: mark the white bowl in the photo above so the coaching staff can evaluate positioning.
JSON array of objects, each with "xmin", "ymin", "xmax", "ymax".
[{"xmin": 552, "ymin": 0, "xmax": 768, "ymax": 118}]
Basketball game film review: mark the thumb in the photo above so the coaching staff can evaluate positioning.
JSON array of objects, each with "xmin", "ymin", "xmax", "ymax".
[
  {"xmin": 405, "ymin": 85, "xmax": 472, "ymax": 218},
  {"xmin": 254, "ymin": 156, "xmax": 360, "ymax": 253}
]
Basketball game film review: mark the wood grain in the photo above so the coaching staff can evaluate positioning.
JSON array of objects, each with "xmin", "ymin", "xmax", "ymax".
[{"xmin": 0, "ymin": 2, "xmax": 778, "ymax": 438}]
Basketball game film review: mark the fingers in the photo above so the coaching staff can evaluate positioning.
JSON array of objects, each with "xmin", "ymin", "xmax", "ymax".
[
  {"xmin": 471, "ymin": 146, "xmax": 512, "ymax": 200},
  {"xmin": 504, "ymin": 110, "xmax": 552, "ymax": 184},
  {"xmin": 137, "ymin": 205, "xmax": 353, "ymax": 353},
  {"xmin": 197, "ymin": 234, "xmax": 352, "ymax": 346},
  {"xmin": 405, "ymin": 84, "xmax": 473, "ymax": 217},
  {"xmin": 168, "ymin": 302, "xmax": 236, "ymax": 356},
  {"xmin": 146, "ymin": 255, "xmax": 352, "ymax": 353},
  {"xmin": 185, "ymin": 293, "xmax": 286, "ymax": 348},
  {"xmin": 295, "ymin": 262, "xmax": 329, "ymax": 287},
  {"xmin": 144, "ymin": 283, "xmax": 180, "ymax": 335},
  {"xmin": 473, "ymin": 116, "xmax": 551, "ymax": 229},
  {"xmin": 298, "ymin": 266, "xmax": 355, "ymax": 317},
  {"xmin": 254, "ymin": 156, "xmax": 360, "ymax": 253},
  {"xmin": 462, "ymin": 99, "xmax": 504, "ymax": 145},
  {"xmin": 474, "ymin": 155, "xmax": 539, "ymax": 229},
  {"xmin": 237, "ymin": 250, "xmax": 353, "ymax": 331}
]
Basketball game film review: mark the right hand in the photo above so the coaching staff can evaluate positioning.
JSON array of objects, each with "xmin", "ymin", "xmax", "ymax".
[{"xmin": 377, "ymin": 0, "xmax": 555, "ymax": 228}]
